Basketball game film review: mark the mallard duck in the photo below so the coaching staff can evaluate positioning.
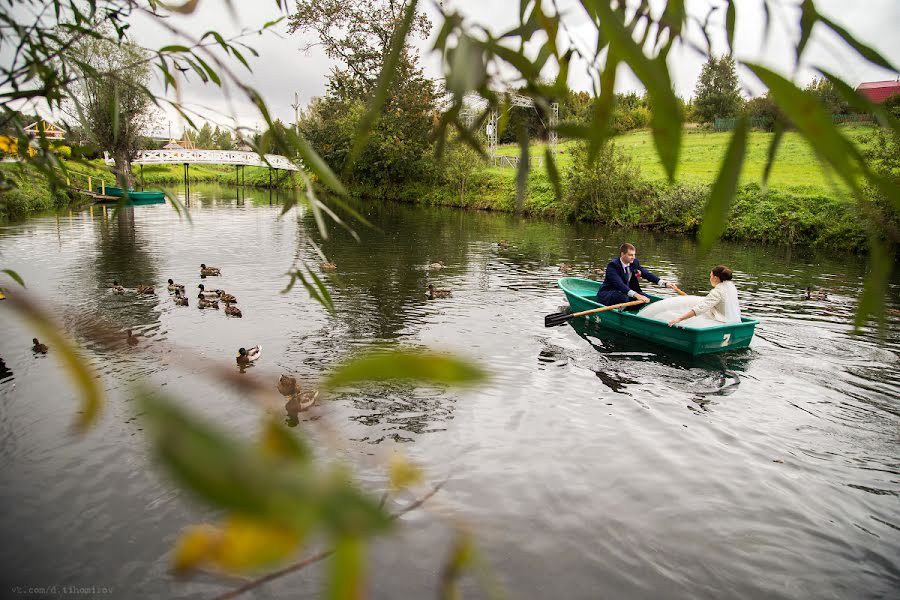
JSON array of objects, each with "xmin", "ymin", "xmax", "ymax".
[
  {"xmin": 111, "ymin": 280, "xmax": 126, "ymax": 294},
  {"xmin": 277, "ymin": 374, "xmax": 298, "ymax": 396},
  {"xmin": 200, "ymin": 263, "xmax": 221, "ymax": 276},
  {"xmin": 320, "ymin": 261, "xmax": 337, "ymax": 272},
  {"xmin": 426, "ymin": 284, "xmax": 452, "ymax": 299},
  {"xmin": 197, "ymin": 295, "xmax": 220, "ymax": 309},
  {"xmin": 224, "ymin": 302, "xmax": 242, "ymax": 318},
  {"xmin": 804, "ymin": 286, "xmax": 828, "ymax": 301},
  {"xmin": 167, "ymin": 279, "xmax": 185, "ymax": 293},
  {"xmin": 32, "ymin": 338, "xmax": 48, "ymax": 353},
  {"xmin": 217, "ymin": 291, "xmax": 238, "ymax": 304},
  {"xmin": 174, "ymin": 293, "xmax": 188, "ymax": 306},
  {"xmin": 126, "ymin": 330, "xmax": 139, "ymax": 345},
  {"xmin": 136, "ymin": 283, "xmax": 155, "ymax": 295},
  {"xmin": 197, "ymin": 284, "xmax": 220, "ymax": 298},
  {"xmin": 497, "ymin": 240, "xmax": 510, "ymax": 249},
  {"xmin": 428, "ymin": 261, "xmax": 445, "ymax": 271},
  {"xmin": 286, "ymin": 388, "xmax": 319, "ymax": 413},
  {"xmin": 558, "ymin": 263, "xmax": 572, "ymax": 274},
  {"xmin": 236, "ymin": 345, "xmax": 261, "ymax": 366}
]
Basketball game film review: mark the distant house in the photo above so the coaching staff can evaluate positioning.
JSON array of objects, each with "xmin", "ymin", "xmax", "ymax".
[
  {"xmin": 162, "ymin": 139, "xmax": 183, "ymax": 149},
  {"xmin": 236, "ymin": 143, "xmax": 252, "ymax": 152},
  {"xmin": 24, "ymin": 119, "xmax": 66, "ymax": 140},
  {"xmin": 856, "ymin": 80, "xmax": 900, "ymax": 103}
]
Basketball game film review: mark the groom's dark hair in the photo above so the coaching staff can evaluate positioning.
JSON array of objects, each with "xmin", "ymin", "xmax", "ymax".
[{"xmin": 619, "ymin": 243, "xmax": 635, "ymax": 255}]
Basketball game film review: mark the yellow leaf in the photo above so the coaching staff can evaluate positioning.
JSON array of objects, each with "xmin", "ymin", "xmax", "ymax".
[
  {"xmin": 389, "ymin": 451, "xmax": 423, "ymax": 492},
  {"xmin": 172, "ymin": 524, "xmax": 219, "ymax": 575},
  {"xmin": 214, "ymin": 516, "xmax": 302, "ymax": 573}
]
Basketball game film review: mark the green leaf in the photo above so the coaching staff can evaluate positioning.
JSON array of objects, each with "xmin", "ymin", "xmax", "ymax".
[
  {"xmin": 854, "ymin": 236, "xmax": 892, "ymax": 331},
  {"xmin": 158, "ymin": 44, "xmax": 191, "ymax": 53},
  {"xmin": 818, "ymin": 14, "xmax": 897, "ymax": 71},
  {"xmin": 699, "ymin": 116, "xmax": 748, "ymax": 250},
  {"xmin": 725, "ymin": 1, "xmax": 736, "ymax": 54},
  {"xmin": 324, "ymin": 349, "xmax": 488, "ymax": 390},
  {"xmin": 328, "ymin": 537, "xmax": 364, "ymax": 600},
  {"xmin": 193, "ymin": 55, "xmax": 221, "ymax": 86},
  {"xmin": 288, "ymin": 129, "xmax": 347, "ymax": 196},
  {"xmin": 138, "ymin": 388, "xmax": 391, "ymax": 535},
  {"xmin": 593, "ymin": 2, "xmax": 681, "ymax": 180},
  {"xmin": 1, "ymin": 268, "xmax": 25, "ymax": 287},
  {"xmin": 761, "ymin": 122, "xmax": 784, "ymax": 190},
  {"xmin": 346, "ymin": 0, "xmax": 419, "ymax": 169},
  {"xmin": 797, "ymin": 0, "xmax": 817, "ymax": 65},
  {"xmin": 515, "ymin": 123, "xmax": 529, "ymax": 214},
  {"xmin": 4, "ymin": 290, "xmax": 102, "ymax": 431},
  {"xmin": 544, "ymin": 147, "xmax": 562, "ymax": 201}
]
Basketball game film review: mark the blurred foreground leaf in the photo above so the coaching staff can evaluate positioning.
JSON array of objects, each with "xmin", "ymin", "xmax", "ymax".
[
  {"xmin": 173, "ymin": 517, "xmax": 301, "ymax": 575},
  {"xmin": 324, "ymin": 349, "xmax": 488, "ymax": 390},
  {"xmin": 699, "ymin": 117, "xmax": 748, "ymax": 250},
  {"xmin": 138, "ymin": 389, "xmax": 391, "ymax": 543},
  {"xmin": 5, "ymin": 289, "xmax": 102, "ymax": 431}
]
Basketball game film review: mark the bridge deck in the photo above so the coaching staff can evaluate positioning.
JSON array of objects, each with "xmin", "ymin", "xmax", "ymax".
[{"xmin": 106, "ymin": 149, "xmax": 300, "ymax": 171}]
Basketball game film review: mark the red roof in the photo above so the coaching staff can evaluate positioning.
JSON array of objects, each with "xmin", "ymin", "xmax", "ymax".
[{"xmin": 856, "ymin": 80, "xmax": 900, "ymax": 103}]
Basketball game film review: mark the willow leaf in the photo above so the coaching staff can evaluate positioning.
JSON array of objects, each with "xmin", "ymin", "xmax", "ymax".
[
  {"xmin": 762, "ymin": 122, "xmax": 784, "ymax": 190},
  {"xmin": 699, "ymin": 117, "xmax": 748, "ymax": 250},
  {"xmin": 854, "ymin": 236, "xmax": 892, "ymax": 331},
  {"xmin": 325, "ymin": 349, "xmax": 487, "ymax": 390}
]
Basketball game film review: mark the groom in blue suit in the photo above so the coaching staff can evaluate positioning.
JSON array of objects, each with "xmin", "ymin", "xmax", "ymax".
[{"xmin": 596, "ymin": 242, "xmax": 676, "ymax": 306}]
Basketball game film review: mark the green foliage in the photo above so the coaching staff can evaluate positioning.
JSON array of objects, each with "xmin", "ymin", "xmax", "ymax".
[
  {"xmin": 805, "ymin": 76, "xmax": 851, "ymax": 115},
  {"xmin": 563, "ymin": 142, "xmax": 647, "ymax": 224},
  {"xmin": 693, "ymin": 55, "xmax": 744, "ymax": 123}
]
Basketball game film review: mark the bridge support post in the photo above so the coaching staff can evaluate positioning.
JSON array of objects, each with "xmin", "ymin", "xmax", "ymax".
[{"xmin": 140, "ymin": 165, "xmax": 144, "ymax": 191}]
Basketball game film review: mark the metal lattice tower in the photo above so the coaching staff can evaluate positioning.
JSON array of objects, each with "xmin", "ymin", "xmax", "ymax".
[{"xmin": 450, "ymin": 92, "xmax": 559, "ymax": 165}]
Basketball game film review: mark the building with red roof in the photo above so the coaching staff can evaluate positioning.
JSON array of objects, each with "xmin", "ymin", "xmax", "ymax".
[{"xmin": 856, "ymin": 80, "xmax": 900, "ymax": 103}]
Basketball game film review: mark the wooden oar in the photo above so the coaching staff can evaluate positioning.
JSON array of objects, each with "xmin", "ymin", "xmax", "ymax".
[
  {"xmin": 545, "ymin": 299, "xmax": 645, "ymax": 327},
  {"xmin": 672, "ymin": 285, "xmax": 687, "ymax": 296}
]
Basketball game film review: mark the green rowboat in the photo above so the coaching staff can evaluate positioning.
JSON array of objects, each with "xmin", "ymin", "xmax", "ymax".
[
  {"xmin": 557, "ymin": 277, "xmax": 758, "ymax": 355},
  {"xmin": 94, "ymin": 186, "xmax": 166, "ymax": 204}
]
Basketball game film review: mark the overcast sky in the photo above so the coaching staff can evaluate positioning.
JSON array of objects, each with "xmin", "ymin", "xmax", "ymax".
[{"xmin": 46, "ymin": 0, "xmax": 900, "ymax": 135}]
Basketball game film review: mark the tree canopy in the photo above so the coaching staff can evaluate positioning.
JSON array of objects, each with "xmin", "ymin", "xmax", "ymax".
[{"xmin": 692, "ymin": 55, "xmax": 743, "ymax": 123}]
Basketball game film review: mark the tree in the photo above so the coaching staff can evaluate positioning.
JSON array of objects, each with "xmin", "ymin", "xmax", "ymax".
[
  {"xmin": 442, "ymin": 139, "xmax": 483, "ymax": 203},
  {"xmin": 216, "ymin": 128, "xmax": 234, "ymax": 150},
  {"xmin": 290, "ymin": 0, "xmax": 436, "ymax": 192},
  {"xmin": 692, "ymin": 55, "xmax": 743, "ymax": 123},
  {"xmin": 68, "ymin": 32, "xmax": 156, "ymax": 187},
  {"xmin": 195, "ymin": 122, "xmax": 214, "ymax": 149},
  {"xmin": 805, "ymin": 77, "xmax": 850, "ymax": 114}
]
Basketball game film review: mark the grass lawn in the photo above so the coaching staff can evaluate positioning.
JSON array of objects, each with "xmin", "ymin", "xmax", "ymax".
[{"xmin": 495, "ymin": 124, "xmax": 874, "ymax": 197}]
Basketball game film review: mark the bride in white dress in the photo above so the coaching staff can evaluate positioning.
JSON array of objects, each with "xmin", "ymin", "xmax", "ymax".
[{"xmin": 638, "ymin": 265, "xmax": 742, "ymax": 328}]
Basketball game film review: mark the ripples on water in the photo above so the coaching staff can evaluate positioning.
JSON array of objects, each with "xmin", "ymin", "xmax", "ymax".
[{"xmin": 0, "ymin": 184, "xmax": 898, "ymax": 599}]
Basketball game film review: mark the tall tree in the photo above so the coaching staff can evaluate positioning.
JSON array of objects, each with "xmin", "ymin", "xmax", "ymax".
[
  {"xmin": 692, "ymin": 55, "xmax": 743, "ymax": 123},
  {"xmin": 289, "ymin": 0, "xmax": 436, "ymax": 192},
  {"xmin": 68, "ymin": 32, "xmax": 156, "ymax": 187},
  {"xmin": 195, "ymin": 122, "xmax": 214, "ymax": 149}
]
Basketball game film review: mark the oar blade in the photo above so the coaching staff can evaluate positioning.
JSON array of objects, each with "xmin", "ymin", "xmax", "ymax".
[{"xmin": 544, "ymin": 311, "xmax": 572, "ymax": 327}]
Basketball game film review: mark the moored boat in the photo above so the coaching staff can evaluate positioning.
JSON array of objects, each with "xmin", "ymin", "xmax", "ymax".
[
  {"xmin": 93, "ymin": 186, "xmax": 166, "ymax": 204},
  {"xmin": 557, "ymin": 277, "xmax": 758, "ymax": 355}
]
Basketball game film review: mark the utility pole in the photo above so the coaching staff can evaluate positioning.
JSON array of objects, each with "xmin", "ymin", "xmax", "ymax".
[{"xmin": 291, "ymin": 92, "xmax": 301, "ymax": 135}]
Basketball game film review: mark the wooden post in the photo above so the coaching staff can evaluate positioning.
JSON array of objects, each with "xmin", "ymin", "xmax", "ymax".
[
  {"xmin": 101, "ymin": 180, "xmax": 105, "ymax": 195},
  {"xmin": 88, "ymin": 176, "xmax": 92, "ymax": 192}
]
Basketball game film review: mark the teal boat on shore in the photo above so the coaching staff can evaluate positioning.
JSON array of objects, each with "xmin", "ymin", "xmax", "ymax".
[
  {"xmin": 557, "ymin": 277, "xmax": 758, "ymax": 355},
  {"xmin": 94, "ymin": 185, "xmax": 166, "ymax": 204}
]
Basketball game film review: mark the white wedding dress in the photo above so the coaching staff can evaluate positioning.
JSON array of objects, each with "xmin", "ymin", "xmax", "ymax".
[{"xmin": 639, "ymin": 282, "xmax": 742, "ymax": 328}]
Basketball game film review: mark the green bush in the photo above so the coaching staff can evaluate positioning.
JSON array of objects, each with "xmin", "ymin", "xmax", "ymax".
[{"xmin": 563, "ymin": 142, "xmax": 648, "ymax": 224}]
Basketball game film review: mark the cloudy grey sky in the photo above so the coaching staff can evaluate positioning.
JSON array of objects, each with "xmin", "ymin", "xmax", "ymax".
[{"xmin": 119, "ymin": 0, "xmax": 900, "ymax": 135}]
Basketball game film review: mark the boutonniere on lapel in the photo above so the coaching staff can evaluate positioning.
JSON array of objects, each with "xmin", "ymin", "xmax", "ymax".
[{"xmin": 635, "ymin": 270, "xmax": 642, "ymax": 278}]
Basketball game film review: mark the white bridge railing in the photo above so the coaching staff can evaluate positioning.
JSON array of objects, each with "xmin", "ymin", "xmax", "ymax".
[{"xmin": 105, "ymin": 149, "xmax": 301, "ymax": 171}]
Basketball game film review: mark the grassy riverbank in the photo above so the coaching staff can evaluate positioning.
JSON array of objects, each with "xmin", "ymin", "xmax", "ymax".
[{"xmin": 406, "ymin": 125, "xmax": 878, "ymax": 251}]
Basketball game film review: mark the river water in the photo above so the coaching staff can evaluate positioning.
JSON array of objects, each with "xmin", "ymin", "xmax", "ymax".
[{"xmin": 0, "ymin": 184, "xmax": 898, "ymax": 599}]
